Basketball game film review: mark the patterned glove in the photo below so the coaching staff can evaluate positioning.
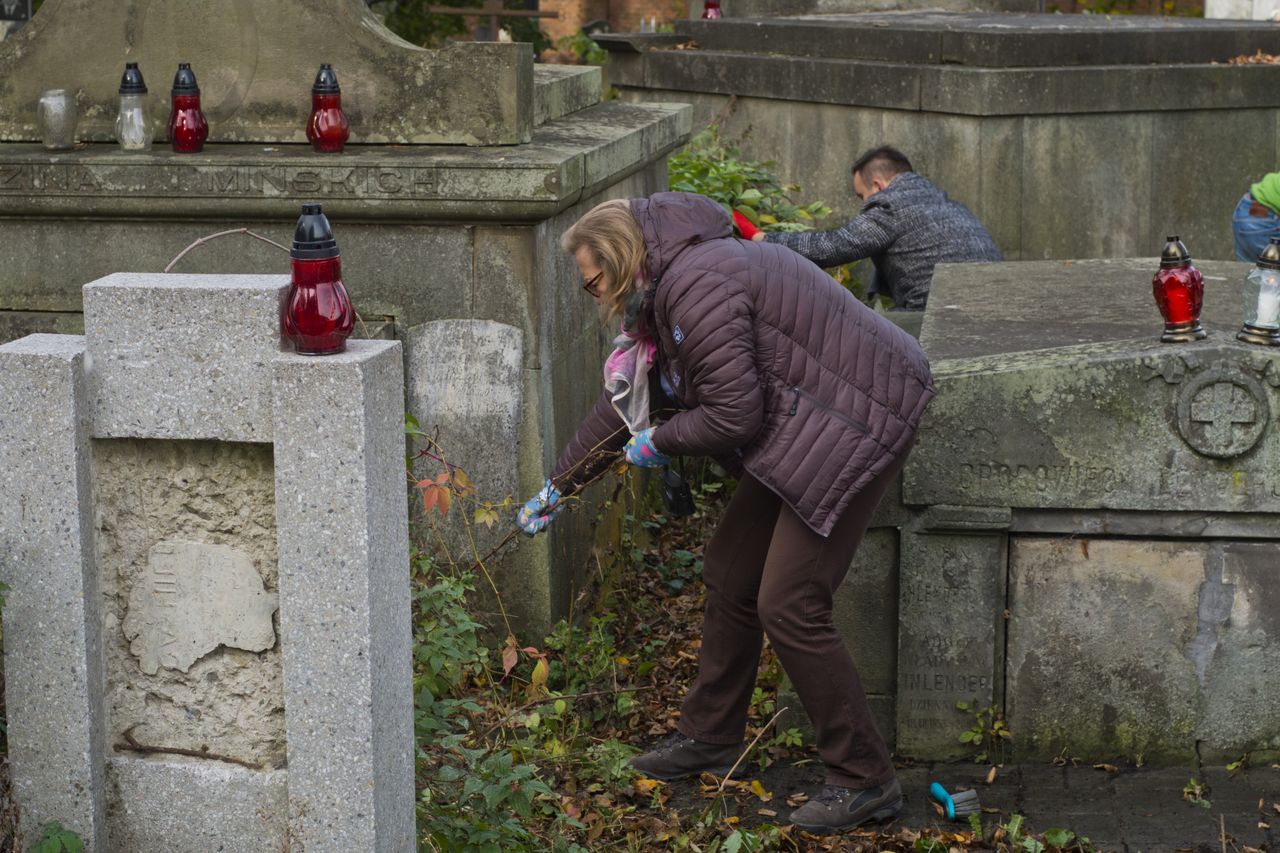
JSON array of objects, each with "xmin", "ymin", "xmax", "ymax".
[
  {"xmin": 517, "ymin": 479, "xmax": 562, "ymax": 536},
  {"xmin": 624, "ymin": 427, "xmax": 670, "ymax": 468},
  {"xmin": 732, "ymin": 209, "xmax": 761, "ymax": 241}
]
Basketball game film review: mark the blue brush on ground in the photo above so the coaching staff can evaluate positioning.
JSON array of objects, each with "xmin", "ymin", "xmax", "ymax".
[{"xmin": 929, "ymin": 782, "xmax": 981, "ymax": 821}]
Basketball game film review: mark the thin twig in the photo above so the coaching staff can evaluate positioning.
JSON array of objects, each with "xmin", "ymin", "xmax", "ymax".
[
  {"xmin": 712, "ymin": 706, "xmax": 789, "ymax": 799},
  {"xmin": 116, "ymin": 723, "xmax": 262, "ymax": 771},
  {"xmin": 163, "ymin": 228, "xmax": 288, "ymax": 273}
]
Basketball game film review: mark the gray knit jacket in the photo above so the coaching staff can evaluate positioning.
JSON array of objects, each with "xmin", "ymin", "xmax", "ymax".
[{"xmin": 765, "ymin": 172, "xmax": 1002, "ymax": 310}]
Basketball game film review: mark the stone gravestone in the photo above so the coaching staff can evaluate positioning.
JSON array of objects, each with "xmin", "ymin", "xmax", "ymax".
[
  {"xmin": 900, "ymin": 258, "xmax": 1280, "ymax": 763},
  {"xmin": 0, "ymin": 273, "xmax": 415, "ymax": 850}
]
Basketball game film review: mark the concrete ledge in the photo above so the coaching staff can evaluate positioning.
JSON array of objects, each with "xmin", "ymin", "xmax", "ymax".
[
  {"xmin": 106, "ymin": 757, "xmax": 287, "ymax": 852},
  {"xmin": 678, "ymin": 13, "xmax": 1280, "ymax": 67},
  {"xmin": 0, "ymin": 100, "xmax": 691, "ymax": 221},
  {"xmin": 610, "ymin": 47, "xmax": 1280, "ymax": 116},
  {"xmin": 534, "ymin": 64, "xmax": 602, "ymax": 126}
]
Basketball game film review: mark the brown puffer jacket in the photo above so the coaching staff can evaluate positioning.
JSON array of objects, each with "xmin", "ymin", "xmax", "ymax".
[{"xmin": 551, "ymin": 192, "xmax": 934, "ymax": 536}]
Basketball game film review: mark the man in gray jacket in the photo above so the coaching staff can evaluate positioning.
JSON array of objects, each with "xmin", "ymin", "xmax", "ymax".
[{"xmin": 746, "ymin": 146, "xmax": 1002, "ymax": 310}]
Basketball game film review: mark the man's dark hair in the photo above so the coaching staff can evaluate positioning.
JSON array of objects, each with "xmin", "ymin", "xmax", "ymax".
[{"xmin": 851, "ymin": 146, "xmax": 912, "ymax": 183}]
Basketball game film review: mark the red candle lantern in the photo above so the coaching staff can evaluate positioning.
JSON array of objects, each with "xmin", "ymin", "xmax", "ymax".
[
  {"xmin": 701, "ymin": 0, "xmax": 723, "ymax": 18},
  {"xmin": 1151, "ymin": 235, "xmax": 1206, "ymax": 343},
  {"xmin": 282, "ymin": 203, "xmax": 355, "ymax": 355},
  {"xmin": 307, "ymin": 64, "xmax": 350, "ymax": 154},
  {"xmin": 167, "ymin": 63, "xmax": 208, "ymax": 153}
]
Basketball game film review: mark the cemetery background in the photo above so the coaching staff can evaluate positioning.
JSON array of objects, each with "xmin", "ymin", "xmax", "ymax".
[{"xmin": 1, "ymin": 1, "xmax": 1280, "ymax": 852}]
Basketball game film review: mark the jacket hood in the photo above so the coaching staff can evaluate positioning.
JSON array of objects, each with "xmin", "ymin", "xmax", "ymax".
[{"xmin": 630, "ymin": 192, "xmax": 732, "ymax": 282}]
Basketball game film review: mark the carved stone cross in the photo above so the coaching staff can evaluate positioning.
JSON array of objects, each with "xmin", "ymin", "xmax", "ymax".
[{"xmin": 1190, "ymin": 381, "xmax": 1256, "ymax": 446}]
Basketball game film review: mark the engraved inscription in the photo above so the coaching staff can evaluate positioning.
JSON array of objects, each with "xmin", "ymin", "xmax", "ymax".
[
  {"xmin": 956, "ymin": 462, "xmax": 1122, "ymax": 495},
  {"xmin": 1175, "ymin": 368, "xmax": 1270, "ymax": 459},
  {"xmin": 0, "ymin": 163, "xmax": 440, "ymax": 199},
  {"xmin": 903, "ymin": 671, "xmax": 991, "ymax": 694},
  {"xmin": 122, "ymin": 539, "xmax": 278, "ymax": 675}
]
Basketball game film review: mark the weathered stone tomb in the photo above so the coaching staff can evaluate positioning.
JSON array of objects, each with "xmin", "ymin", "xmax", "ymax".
[{"xmin": 897, "ymin": 258, "xmax": 1280, "ymax": 763}]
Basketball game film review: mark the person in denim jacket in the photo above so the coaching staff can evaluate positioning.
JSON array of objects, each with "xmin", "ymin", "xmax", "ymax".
[{"xmin": 1233, "ymin": 172, "xmax": 1280, "ymax": 262}]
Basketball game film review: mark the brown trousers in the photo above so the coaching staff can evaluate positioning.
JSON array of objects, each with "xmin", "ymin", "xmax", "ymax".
[{"xmin": 676, "ymin": 451, "xmax": 909, "ymax": 788}]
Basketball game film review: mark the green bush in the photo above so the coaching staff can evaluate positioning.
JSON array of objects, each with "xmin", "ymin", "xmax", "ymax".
[
  {"xmin": 669, "ymin": 125, "xmax": 831, "ymax": 234},
  {"xmin": 669, "ymin": 124, "xmax": 882, "ymax": 304}
]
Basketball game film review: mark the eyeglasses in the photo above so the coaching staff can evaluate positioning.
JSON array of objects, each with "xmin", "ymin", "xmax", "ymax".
[{"xmin": 582, "ymin": 271, "xmax": 604, "ymax": 296}]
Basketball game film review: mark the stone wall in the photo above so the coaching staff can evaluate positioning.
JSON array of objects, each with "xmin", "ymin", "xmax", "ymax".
[{"xmin": 604, "ymin": 14, "xmax": 1280, "ymax": 262}]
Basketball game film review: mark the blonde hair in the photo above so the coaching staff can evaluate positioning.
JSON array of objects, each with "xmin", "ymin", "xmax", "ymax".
[{"xmin": 561, "ymin": 199, "xmax": 647, "ymax": 323}]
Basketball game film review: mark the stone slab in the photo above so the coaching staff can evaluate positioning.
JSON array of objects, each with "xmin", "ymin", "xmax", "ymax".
[
  {"xmin": 0, "ymin": 334, "xmax": 107, "ymax": 849},
  {"xmin": 0, "ymin": 0, "xmax": 532, "ymax": 145},
  {"xmin": 106, "ymin": 757, "xmax": 287, "ymax": 852},
  {"xmin": 0, "ymin": 99, "xmax": 691, "ymax": 220},
  {"xmin": 83, "ymin": 273, "xmax": 289, "ymax": 443},
  {"xmin": 896, "ymin": 521, "xmax": 1006, "ymax": 759},
  {"xmin": 122, "ymin": 540, "xmax": 277, "ymax": 675},
  {"xmin": 1006, "ymin": 537, "xmax": 1205, "ymax": 763},
  {"xmin": 833, "ymin": 528, "xmax": 899, "ymax": 696},
  {"xmin": 680, "ymin": 13, "xmax": 1280, "ymax": 67},
  {"xmin": 921, "ymin": 260, "xmax": 1252, "ymax": 362},
  {"xmin": 909, "ymin": 339, "xmax": 1280, "ymax": 512},
  {"xmin": 272, "ymin": 340, "xmax": 415, "ymax": 852},
  {"xmin": 1197, "ymin": 542, "xmax": 1280, "ymax": 759},
  {"xmin": 534, "ymin": 64, "xmax": 602, "ymax": 127},
  {"xmin": 613, "ymin": 48, "xmax": 1280, "ymax": 119},
  {"xmin": 406, "ymin": 319, "xmax": 523, "ymax": 565}
]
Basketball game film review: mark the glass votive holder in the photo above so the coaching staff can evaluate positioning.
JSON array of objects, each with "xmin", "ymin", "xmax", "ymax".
[{"xmin": 37, "ymin": 89, "xmax": 78, "ymax": 150}]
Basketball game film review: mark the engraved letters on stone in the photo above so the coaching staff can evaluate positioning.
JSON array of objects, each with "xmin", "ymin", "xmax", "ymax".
[{"xmin": 123, "ymin": 539, "xmax": 278, "ymax": 675}]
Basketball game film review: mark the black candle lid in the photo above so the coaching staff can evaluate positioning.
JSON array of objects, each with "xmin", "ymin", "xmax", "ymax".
[
  {"xmin": 171, "ymin": 63, "xmax": 200, "ymax": 96},
  {"xmin": 1160, "ymin": 235, "xmax": 1192, "ymax": 268},
  {"xmin": 119, "ymin": 62, "xmax": 148, "ymax": 95},
  {"xmin": 312, "ymin": 64, "xmax": 341, "ymax": 95},
  {"xmin": 291, "ymin": 203, "xmax": 340, "ymax": 260}
]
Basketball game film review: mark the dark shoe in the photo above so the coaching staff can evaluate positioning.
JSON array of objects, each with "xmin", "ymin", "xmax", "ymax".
[
  {"xmin": 789, "ymin": 777, "xmax": 903, "ymax": 834},
  {"xmin": 629, "ymin": 732, "xmax": 742, "ymax": 781}
]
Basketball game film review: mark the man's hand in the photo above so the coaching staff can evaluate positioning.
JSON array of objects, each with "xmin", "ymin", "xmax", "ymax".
[
  {"xmin": 516, "ymin": 479, "xmax": 562, "ymax": 536},
  {"xmin": 624, "ymin": 428, "xmax": 670, "ymax": 468}
]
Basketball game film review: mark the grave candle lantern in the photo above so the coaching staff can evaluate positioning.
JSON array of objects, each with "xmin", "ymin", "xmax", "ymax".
[
  {"xmin": 1237, "ymin": 236, "xmax": 1280, "ymax": 346},
  {"xmin": 167, "ymin": 63, "xmax": 208, "ymax": 153},
  {"xmin": 282, "ymin": 203, "xmax": 355, "ymax": 355},
  {"xmin": 306, "ymin": 64, "xmax": 350, "ymax": 153},
  {"xmin": 1151, "ymin": 235, "xmax": 1207, "ymax": 343},
  {"xmin": 701, "ymin": 0, "xmax": 723, "ymax": 18},
  {"xmin": 115, "ymin": 62, "xmax": 151, "ymax": 152}
]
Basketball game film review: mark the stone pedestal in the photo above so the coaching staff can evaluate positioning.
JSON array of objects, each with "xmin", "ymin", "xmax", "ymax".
[{"xmin": 0, "ymin": 274, "xmax": 415, "ymax": 851}]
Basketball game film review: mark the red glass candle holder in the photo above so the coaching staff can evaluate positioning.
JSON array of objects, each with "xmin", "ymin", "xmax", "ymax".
[
  {"xmin": 1152, "ymin": 235, "xmax": 1206, "ymax": 343},
  {"xmin": 282, "ymin": 204, "xmax": 354, "ymax": 355},
  {"xmin": 307, "ymin": 64, "xmax": 350, "ymax": 154},
  {"xmin": 701, "ymin": 0, "xmax": 723, "ymax": 18},
  {"xmin": 167, "ymin": 63, "xmax": 208, "ymax": 153}
]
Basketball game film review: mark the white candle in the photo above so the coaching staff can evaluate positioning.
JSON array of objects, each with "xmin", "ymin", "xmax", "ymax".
[{"xmin": 1256, "ymin": 287, "xmax": 1280, "ymax": 328}]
